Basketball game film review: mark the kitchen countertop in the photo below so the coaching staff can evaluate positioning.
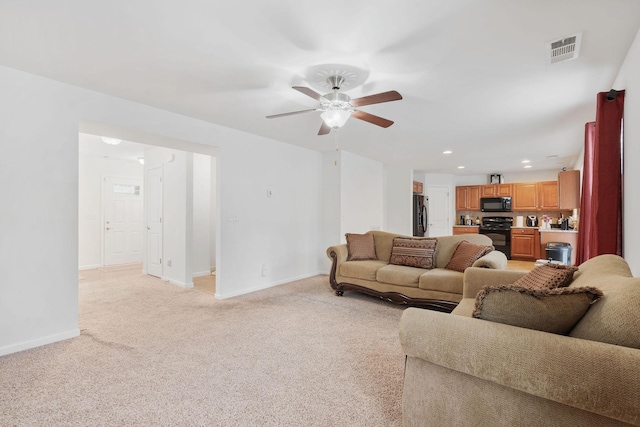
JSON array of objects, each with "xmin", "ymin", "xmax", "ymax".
[
  {"xmin": 453, "ymin": 224, "xmax": 479, "ymax": 227},
  {"xmin": 511, "ymin": 226, "xmax": 578, "ymax": 233}
]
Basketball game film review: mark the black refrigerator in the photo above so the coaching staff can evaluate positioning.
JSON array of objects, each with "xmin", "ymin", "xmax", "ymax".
[{"xmin": 413, "ymin": 195, "xmax": 428, "ymax": 237}]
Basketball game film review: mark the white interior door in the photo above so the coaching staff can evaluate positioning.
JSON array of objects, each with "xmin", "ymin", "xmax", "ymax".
[
  {"xmin": 104, "ymin": 177, "xmax": 143, "ymax": 265},
  {"xmin": 146, "ymin": 167, "xmax": 163, "ymax": 278},
  {"xmin": 426, "ymin": 185, "xmax": 451, "ymax": 237}
]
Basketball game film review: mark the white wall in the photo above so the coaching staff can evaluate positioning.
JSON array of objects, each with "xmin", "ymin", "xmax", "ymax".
[
  {"xmin": 193, "ymin": 153, "xmax": 211, "ymax": 277},
  {"xmin": 319, "ymin": 150, "xmax": 384, "ymax": 273},
  {"xmin": 78, "ymin": 150, "xmax": 143, "ymax": 269},
  {"xmin": 0, "ymin": 64, "xmax": 323, "ymax": 356},
  {"xmin": 209, "ymin": 156, "xmax": 217, "ymax": 270},
  {"xmin": 613, "ymin": 29, "xmax": 640, "ymax": 276},
  {"xmin": 340, "ymin": 151, "xmax": 383, "ymax": 236},
  {"xmin": 454, "ymin": 170, "xmax": 559, "ymax": 186},
  {"xmin": 384, "ymin": 166, "xmax": 412, "ymax": 235}
]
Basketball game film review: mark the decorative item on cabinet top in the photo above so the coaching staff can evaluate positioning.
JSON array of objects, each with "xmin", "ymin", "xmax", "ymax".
[{"xmin": 489, "ymin": 173, "xmax": 504, "ymax": 184}]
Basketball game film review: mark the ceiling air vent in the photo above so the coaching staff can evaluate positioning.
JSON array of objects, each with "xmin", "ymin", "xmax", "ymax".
[{"xmin": 546, "ymin": 32, "xmax": 582, "ymax": 65}]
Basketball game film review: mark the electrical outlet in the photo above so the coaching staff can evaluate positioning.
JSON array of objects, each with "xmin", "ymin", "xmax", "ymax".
[
  {"xmin": 167, "ymin": 259, "xmax": 172, "ymax": 267},
  {"xmin": 261, "ymin": 264, "xmax": 267, "ymax": 276},
  {"xmin": 266, "ymin": 189, "xmax": 273, "ymax": 198}
]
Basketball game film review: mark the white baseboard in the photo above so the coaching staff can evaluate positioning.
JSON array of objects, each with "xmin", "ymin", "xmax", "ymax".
[
  {"xmin": 168, "ymin": 278, "xmax": 194, "ymax": 288},
  {"xmin": 0, "ymin": 328, "xmax": 80, "ymax": 357},
  {"xmin": 192, "ymin": 270, "xmax": 211, "ymax": 278},
  {"xmin": 78, "ymin": 264, "xmax": 101, "ymax": 271},
  {"xmin": 214, "ymin": 272, "xmax": 322, "ymax": 300}
]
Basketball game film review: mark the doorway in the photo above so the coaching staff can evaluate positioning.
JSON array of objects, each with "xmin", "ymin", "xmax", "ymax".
[{"xmin": 78, "ymin": 130, "xmax": 218, "ymax": 290}]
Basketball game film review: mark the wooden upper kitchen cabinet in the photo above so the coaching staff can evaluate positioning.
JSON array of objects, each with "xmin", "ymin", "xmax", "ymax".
[
  {"xmin": 456, "ymin": 185, "xmax": 481, "ymax": 210},
  {"xmin": 481, "ymin": 184, "xmax": 512, "ymax": 197},
  {"xmin": 538, "ymin": 181, "xmax": 559, "ymax": 210},
  {"xmin": 558, "ymin": 170, "xmax": 580, "ymax": 209},
  {"xmin": 512, "ymin": 183, "xmax": 538, "ymax": 210}
]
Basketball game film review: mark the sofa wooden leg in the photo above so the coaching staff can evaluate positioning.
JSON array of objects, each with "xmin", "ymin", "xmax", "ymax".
[{"xmin": 335, "ymin": 290, "xmax": 344, "ymax": 296}]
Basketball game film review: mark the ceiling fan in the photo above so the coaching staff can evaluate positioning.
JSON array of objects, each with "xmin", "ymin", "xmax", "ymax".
[{"xmin": 266, "ymin": 75, "xmax": 402, "ymax": 135}]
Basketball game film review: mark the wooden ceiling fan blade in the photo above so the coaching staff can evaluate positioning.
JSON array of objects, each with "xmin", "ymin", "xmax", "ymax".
[
  {"xmin": 350, "ymin": 90, "xmax": 402, "ymax": 107},
  {"xmin": 351, "ymin": 110, "xmax": 394, "ymax": 128},
  {"xmin": 318, "ymin": 121, "xmax": 331, "ymax": 135},
  {"xmin": 292, "ymin": 86, "xmax": 323, "ymax": 101},
  {"xmin": 266, "ymin": 109, "xmax": 316, "ymax": 119}
]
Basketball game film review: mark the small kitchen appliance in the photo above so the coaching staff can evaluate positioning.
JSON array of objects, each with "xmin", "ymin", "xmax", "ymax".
[{"xmin": 526, "ymin": 215, "xmax": 538, "ymax": 227}]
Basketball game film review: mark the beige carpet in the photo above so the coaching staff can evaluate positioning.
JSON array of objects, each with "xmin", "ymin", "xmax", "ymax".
[{"xmin": 0, "ymin": 273, "xmax": 405, "ymax": 426}]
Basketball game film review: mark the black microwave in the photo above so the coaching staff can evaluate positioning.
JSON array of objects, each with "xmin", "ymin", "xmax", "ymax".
[{"xmin": 480, "ymin": 197, "xmax": 512, "ymax": 212}]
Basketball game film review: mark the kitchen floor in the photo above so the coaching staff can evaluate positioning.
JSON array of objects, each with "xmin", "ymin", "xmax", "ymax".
[{"xmin": 506, "ymin": 260, "xmax": 536, "ymax": 271}]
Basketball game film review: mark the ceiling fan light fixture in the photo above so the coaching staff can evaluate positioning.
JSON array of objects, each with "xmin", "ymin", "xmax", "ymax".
[{"xmin": 321, "ymin": 109, "xmax": 351, "ymax": 128}]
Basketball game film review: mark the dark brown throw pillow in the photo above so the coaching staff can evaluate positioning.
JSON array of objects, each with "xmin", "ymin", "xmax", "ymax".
[
  {"xmin": 472, "ymin": 285, "xmax": 604, "ymax": 334},
  {"xmin": 389, "ymin": 237, "xmax": 437, "ymax": 269},
  {"xmin": 345, "ymin": 233, "xmax": 377, "ymax": 261},
  {"xmin": 445, "ymin": 240, "xmax": 494, "ymax": 272},
  {"xmin": 512, "ymin": 263, "xmax": 578, "ymax": 290}
]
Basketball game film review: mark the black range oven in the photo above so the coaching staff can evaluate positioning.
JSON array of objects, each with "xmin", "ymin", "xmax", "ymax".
[{"xmin": 479, "ymin": 216, "xmax": 513, "ymax": 259}]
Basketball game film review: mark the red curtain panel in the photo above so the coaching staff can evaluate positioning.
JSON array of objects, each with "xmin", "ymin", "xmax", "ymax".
[{"xmin": 576, "ymin": 90, "xmax": 624, "ymax": 264}]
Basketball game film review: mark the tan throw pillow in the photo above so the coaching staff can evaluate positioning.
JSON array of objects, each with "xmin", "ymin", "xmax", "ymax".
[
  {"xmin": 445, "ymin": 240, "xmax": 494, "ymax": 272},
  {"xmin": 472, "ymin": 285, "xmax": 604, "ymax": 334},
  {"xmin": 389, "ymin": 237, "xmax": 437, "ymax": 269},
  {"xmin": 345, "ymin": 233, "xmax": 377, "ymax": 261},
  {"xmin": 512, "ymin": 263, "xmax": 578, "ymax": 290}
]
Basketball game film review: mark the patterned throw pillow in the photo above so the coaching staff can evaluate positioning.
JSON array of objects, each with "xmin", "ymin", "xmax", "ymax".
[
  {"xmin": 389, "ymin": 237, "xmax": 437, "ymax": 269},
  {"xmin": 472, "ymin": 285, "xmax": 604, "ymax": 334},
  {"xmin": 512, "ymin": 263, "xmax": 578, "ymax": 290},
  {"xmin": 345, "ymin": 233, "xmax": 377, "ymax": 261},
  {"xmin": 444, "ymin": 240, "xmax": 494, "ymax": 272}
]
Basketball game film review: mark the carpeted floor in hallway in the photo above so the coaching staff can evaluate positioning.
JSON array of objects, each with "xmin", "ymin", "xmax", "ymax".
[{"xmin": 0, "ymin": 272, "xmax": 405, "ymax": 426}]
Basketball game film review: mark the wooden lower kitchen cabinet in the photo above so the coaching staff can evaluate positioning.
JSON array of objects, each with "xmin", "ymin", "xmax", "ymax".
[
  {"xmin": 452, "ymin": 226, "xmax": 479, "ymax": 235},
  {"xmin": 511, "ymin": 228, "xmax": 540, "ymax": 261}
]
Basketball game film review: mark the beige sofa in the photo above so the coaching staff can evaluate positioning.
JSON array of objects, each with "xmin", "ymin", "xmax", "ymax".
[
  {"xmin": 399, "ymin": 254, "xmax": 640, "ymax": 426},
  {"xmin": 326, "ymin": 231, "xmax": 507, "ymax": 311}
]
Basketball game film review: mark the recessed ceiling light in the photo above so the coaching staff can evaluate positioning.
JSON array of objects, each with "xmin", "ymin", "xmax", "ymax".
[
  {"xmin": 457, "ymin": 166, "xmax": 465, "ymax": 169},
  {"xmin": 443, "ymin": 150, "xmax": 453, "ymax": 154},
  {"xmin": 521, "ymin": 159, "xmax": 531, "ymax": 164},
  {"xmin": 524, "ymin": 165, "xmax": 532, "ymax": 169},
  {"xmin": 101, "ymin": 136, "xmax": 121, "ymax": 145}
]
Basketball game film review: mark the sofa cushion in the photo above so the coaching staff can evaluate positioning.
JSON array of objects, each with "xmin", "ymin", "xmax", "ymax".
[
  {"xmin": 445, "ymin": 241, "xmax": 494, "ymax": 272},
  {"xmin": 512, "ymin": 263, "xmax": 578, "ymax": 290},
  {"xmin": 389, "ymin": 237, "xmax": 437, "ymax": 269},
  {"xmin": 376, "ymin": 264, "xmax": 422, "ymax": 288},
  {"xmin": 339, "ymin": 260, "xmax": 388, "ymax": 281},
  {"xmin": 418, "ymin": 268, "xmax": 464, "ymax": 294},
  {"xmin": 472, "ymin": 285, "xmax": 603, "ymax": 334},
  {"xmin": 345, "ymin": 233, "xmax": 377, "ymax": 261}
]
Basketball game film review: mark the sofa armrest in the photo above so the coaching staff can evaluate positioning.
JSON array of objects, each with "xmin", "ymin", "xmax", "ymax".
[
  {"xmin": 399, "ymin": 308, "xmax": 640, "ymax": 426},
  {"xmin": 326, "ymin": 244, "xmax": 348, "ymax": 264},
  {"xmin": 462, "ymin": 267, "xmax": 528, "ymax": 298},
  {"xmin": 472, "ymin": 250, "xmax": 507, "ymax": 269}
]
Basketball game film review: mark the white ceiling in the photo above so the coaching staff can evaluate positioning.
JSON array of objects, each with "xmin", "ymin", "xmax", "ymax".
[{"xmin": 2, "ymin": 0, "xmax": 640, "ymax": 175}]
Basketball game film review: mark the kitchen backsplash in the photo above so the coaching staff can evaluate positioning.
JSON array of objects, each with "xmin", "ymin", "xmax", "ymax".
[{"xmin": 456, "ymin": 210, "xmax": 574, "ymax": 225}]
